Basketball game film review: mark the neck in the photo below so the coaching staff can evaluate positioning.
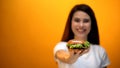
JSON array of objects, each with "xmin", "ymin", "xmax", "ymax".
[{"xmin": 74, "ymin": 36, "xmax": 87, "ymax": 41}]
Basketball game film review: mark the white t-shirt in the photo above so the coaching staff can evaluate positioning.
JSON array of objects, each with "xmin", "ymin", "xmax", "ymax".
[{"xmin": 54, "ymin": 42, "xmax": 110, "ymax": 68}]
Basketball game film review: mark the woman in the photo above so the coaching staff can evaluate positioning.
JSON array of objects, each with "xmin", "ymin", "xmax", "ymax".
[{"xmin": 54, "ymin": 4, "xmax": 110, "ymax": 68}]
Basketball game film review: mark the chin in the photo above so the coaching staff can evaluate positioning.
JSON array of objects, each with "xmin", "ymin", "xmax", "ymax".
[{"xmin": 75, "ymin": 36, "xmax": 87, "ymax": 40}]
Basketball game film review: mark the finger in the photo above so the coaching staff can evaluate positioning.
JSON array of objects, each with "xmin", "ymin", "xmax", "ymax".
[
  {"xmin": 72, "ymin": 49, "xmax": 77, "ymax": 55},
  {"xmin": 74, "ymin": 49, "xmax": 79, "ymax": 54},
  {"xmin": 76, "ymin": 49, "xmax": 84, "ymax": 55},
  {"xmin": 84, "ymin": 49, "xmax": 88, "ymax": 53},
  {"xmin": 69, "ymin": 49, "xmax": 75, "ymax": 56},
  {"xmin": 81, "ymin": 48, "xmax": 89, "ymax": 55}
]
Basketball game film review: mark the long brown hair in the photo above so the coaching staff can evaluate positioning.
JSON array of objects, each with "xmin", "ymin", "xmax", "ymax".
[{"xmin": 61, "ymin": 4, "xmax": 99, "ymax": 44}]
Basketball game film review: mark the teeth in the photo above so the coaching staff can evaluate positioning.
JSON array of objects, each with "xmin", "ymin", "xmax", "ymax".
[
  {"xmin": 78, "ymin": 30, "xmax": 84, "ymax": 32},
  {"xmin": 76, "ymin": 29, "xmax": 86, "ymax": 33},
  {"xmin": 78, "ymin": 29, "xmax": 84, "ymax": 32}
]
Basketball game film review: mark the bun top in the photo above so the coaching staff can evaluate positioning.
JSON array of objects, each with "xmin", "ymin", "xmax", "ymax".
[{"xmin": 67, "ymin": 40, "xmax": 84, "ymax": 44}]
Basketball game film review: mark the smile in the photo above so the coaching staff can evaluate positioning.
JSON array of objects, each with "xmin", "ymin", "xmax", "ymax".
[{"xmin": 77, "ymin": 29, "xmax": 86, "ymax": 33}]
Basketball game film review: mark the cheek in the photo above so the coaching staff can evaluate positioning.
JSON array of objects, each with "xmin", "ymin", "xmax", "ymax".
[
  {"xmin": 71, "ymin": 21, "xmax": 74, "ymax": 28},
  {"xmin": 71, "ymin": 23, "xmax": 76, "ymax": 35},
  {"xmin": 71, "ymin": 22, "xmax": 77, "ymax": 31},
  {"xmin": 87, "ymin": 23, "xmax": 91, "ymax": 33},
  {"xmin": 71, "ymin": 22, "xmax": 74, "ymax": 32}
]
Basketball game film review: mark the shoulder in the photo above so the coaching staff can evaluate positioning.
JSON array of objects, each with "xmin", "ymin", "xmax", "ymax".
[
  {"xmin": 55, "ymin": 41, "xmax": 67, "ymax": 48},
  {"xmin": 56, "ymin": 41, "xmax": 67, "ymax": 45},
  {"xmin": 90, "ymin": 44, "xmax": 110, "ymax": 67},
  {"xmin": 91, "ymin": 44, "xmax": 107, "ymax": 56},
  {"xmin": 91, "ymin": 44, "xmax": 106, "ymax": 51},
  {"xmin": 91, "ymin": 44, "xmax": 107, "ymax": 57},
  {"xmin": 54, "ymin": 41, "xmax": 68, "ymax": 52}
]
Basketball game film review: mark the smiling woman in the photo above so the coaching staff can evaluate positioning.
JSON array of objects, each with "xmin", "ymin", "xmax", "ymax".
[
  {"xmin": 53, "ymin": 4, "xmax": 110, "ymax": 68},
  {"xmin": 0, "ymin": 0, "xmax": 120, "ymax": 68}
]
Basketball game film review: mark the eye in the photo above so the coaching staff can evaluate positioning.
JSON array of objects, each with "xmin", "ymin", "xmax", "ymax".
[
  {"xmin": 83, "ymin": 19, "xmax": 90, "ymax": 23},
  {"xmin": 74, "ymin": 18, "xmax": 80, "ymax": 22}
]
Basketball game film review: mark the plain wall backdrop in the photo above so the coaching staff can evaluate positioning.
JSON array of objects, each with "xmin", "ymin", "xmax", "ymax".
[{"xmin": 0, "ymin": 0, "xmax": 120, "ymax": 68}]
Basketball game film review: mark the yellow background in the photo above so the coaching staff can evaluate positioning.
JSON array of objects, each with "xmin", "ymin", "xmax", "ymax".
[{"xmin": 0, "ymin": 0, "xmax": 120, "ymax": 68}]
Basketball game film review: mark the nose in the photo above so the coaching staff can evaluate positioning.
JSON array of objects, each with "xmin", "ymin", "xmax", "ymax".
[{"xmin": 79, "ymin": 21, "xmax": 84, "ymax": 27}]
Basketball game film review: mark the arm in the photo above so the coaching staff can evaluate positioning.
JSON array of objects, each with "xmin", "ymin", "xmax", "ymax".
[
  {"xmin": 55, "ymin": 48, "xmax": 89, "ymax": 64},
  {"xmin": 55, "ymin": 49, "xmax": 80, "ymax": 64}
]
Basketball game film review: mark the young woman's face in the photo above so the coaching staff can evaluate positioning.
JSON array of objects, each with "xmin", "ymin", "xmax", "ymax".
[{"xmin": 71, "ymin": 11, "xmax": 91, "ymax": 40}]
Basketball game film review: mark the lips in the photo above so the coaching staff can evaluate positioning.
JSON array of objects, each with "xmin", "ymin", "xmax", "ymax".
[{"xmin": 76, "ymin": 29, "xmax": 86, "ymax": 33}]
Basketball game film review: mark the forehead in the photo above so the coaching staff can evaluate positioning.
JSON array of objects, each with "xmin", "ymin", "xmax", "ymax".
[{"xmin": 72, "ymin": 11, "xmax": 90, "ymax": 19}]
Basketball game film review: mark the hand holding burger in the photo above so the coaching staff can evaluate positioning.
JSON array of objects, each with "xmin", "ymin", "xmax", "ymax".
[
  {"xmin": 66, "ymin": 40, "xmax": 90, "ymax": 56},
  {"xmin": 67, "ymin": 40, "xmax": 90, "ymax": 49}
]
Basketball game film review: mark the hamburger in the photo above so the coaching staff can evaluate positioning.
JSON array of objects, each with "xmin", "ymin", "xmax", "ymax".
[{"xmin": 67, "ymin": 40, "xmax": 90, "ymax": 49}]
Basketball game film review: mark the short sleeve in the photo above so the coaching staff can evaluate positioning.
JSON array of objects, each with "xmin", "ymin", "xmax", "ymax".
[
  {"xmin": 53, "ymin": 42, "xmax": 68, "ymax": 61},
  {"xmin": 100, "ymin": 47, "xmax": 110, "ymax": 67}
]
